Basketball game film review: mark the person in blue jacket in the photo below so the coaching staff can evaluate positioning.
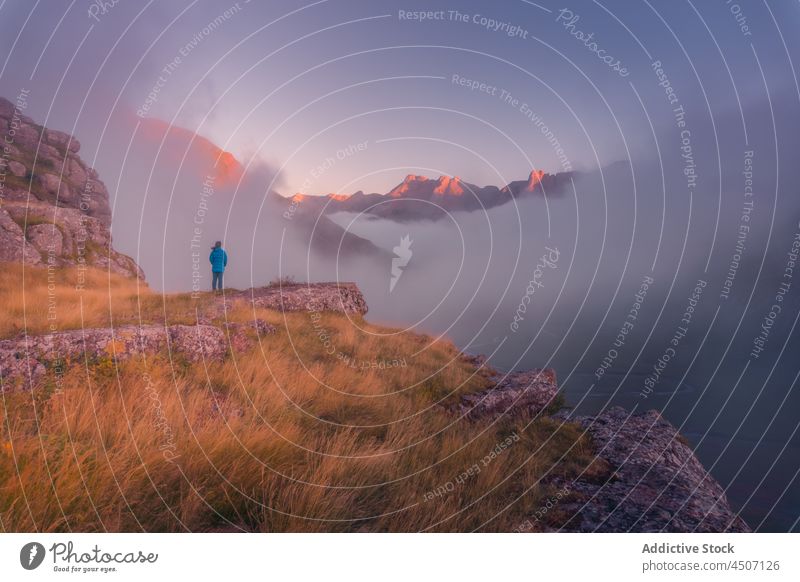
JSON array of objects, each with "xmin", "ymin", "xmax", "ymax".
[{"xmin": 209, "ymin": 241, "xmax": 228, "ymax": 291}]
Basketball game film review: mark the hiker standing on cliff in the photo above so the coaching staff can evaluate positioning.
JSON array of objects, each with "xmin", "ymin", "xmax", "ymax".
[{"xmin": 209, "ymin": 241, "xmax": 228, "ymax": 291}]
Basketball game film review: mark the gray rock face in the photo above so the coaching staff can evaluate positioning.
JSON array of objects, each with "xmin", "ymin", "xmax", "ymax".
[
  {"xmin": 542, "ymin": 407, "xmax": 750, "ymax": 532},
  {"xmin": 0, "ymin": 201, "xmax": 145, "ymax": 278},
  {"xmin": 0, "ymin": 208, "xmax": 42, "ymax": 265},
  {"xmin": 8, "ymin": 160, "xmax": 26, "ymax": 177},
  {"xmin": 0, "ymin": 96, "xmax": 140, "ymax": 278},
  {"xmin": 35, "ymin": 172, "xmax": 65, "ymax": 200},
  {"xmin": 223, "ymin": 319, "xmax": 277, "ymax": 352},
  {"xmin": 44, "ymin": 128, "xmax": 80, "ymax": 153},
  {"xmin": 450, "ymin": 366, "xmax": 748, "ymax": 532},
  {"xmin": 0, "ymin": 324, "xmax": 226, "ymax": 391},
  {"xmin": 219, "ymin": 283, "xmax": 368, "ymax": 316},
  {"xmin": 453, "ymin": 368, "xmax": 558, "ymax": 419},
  {"xmin": 26, "ymin": 223, "xmax": 63, "ymax": 255}
]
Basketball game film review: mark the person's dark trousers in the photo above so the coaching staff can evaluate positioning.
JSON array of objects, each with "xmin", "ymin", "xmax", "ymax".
[{"xmin": 212, "ymin": 271, "xmax": 223, "ymax": 290}]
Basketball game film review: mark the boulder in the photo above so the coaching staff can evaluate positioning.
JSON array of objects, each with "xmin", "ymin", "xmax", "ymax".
[
  {"xmin": 36, "ymin": 143, "xmax": 63, "ymax": 166},
  {"xmin": 0, "ymin": 208, "xmax": 41, "ymax": 265},
  {"xmin": 9, "ymin": 123, "xmax": 40, "ymax": 152},
  {"xmin": 35, "ymin": 172, "xmax": 59, "ymax": 195},
  {"xmin": 35, "ymin": 172, "xmax": 67, "ymax": 200},
  {"xmin": 44, "ymin": 128, "xmax": 80, "ymax": 153},
  {"xmin": 67, "ymin": 156, "xmax": 88, "ymax": 185},
  {"xmin": 8, "ymin": 160, "xmax": 26, "ymax": 177},
  {"xmin": 1, "ymin": 200, "xmax": 141, "ymax": 278}
]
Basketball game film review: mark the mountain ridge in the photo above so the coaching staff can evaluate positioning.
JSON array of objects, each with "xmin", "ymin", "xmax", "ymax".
[{"xmin": 282, "ymin": 168, "xmax": 573, "ymax": 222}]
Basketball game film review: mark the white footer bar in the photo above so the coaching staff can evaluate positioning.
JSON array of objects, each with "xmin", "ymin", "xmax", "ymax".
[{"xmin": 1, "ymin": 533, "xmax": 796, "ymax": 581}]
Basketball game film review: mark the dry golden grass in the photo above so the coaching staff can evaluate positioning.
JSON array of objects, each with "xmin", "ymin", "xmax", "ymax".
[
  {"xmin": 0, "ymin": 265, "xmax": 593, "ymax": 532},
  {"xmin": 0, "ymin": 262, "xmax": 214, "ymax": 338}
]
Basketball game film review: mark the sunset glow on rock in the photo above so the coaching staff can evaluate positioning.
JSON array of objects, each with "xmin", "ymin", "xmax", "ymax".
[
  {"xmin": 389, "ymin": 174, "xmax": 429, "ymax": 197},
  {"xmin": 433, "ymin": 175, "xmax": 464, "ymax": 196},
  {"xmin": 526, "ymin": 169, "xmax": 545, "ymax": 191},
  {"xmin": 136, "ymin": 115, "xmax": 243, "ymax": 187}
]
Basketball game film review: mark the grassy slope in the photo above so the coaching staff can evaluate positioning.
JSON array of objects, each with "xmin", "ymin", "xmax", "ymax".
[{"xmin": 0, "ymin": 264, "xmax": 594, "ymax": 532}]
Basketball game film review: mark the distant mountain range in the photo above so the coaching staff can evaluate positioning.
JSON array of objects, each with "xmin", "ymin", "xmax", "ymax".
[
  {"xmin": 40, "ymin": 106, "xmax": 574, "ymax": 265},
  {"xmin": 278, "ymin": 169, "xmax": 573, "ymax": 222},
  {"xmin": 110, "ymin": 113, "xmax": 573, "ymax": 260}
]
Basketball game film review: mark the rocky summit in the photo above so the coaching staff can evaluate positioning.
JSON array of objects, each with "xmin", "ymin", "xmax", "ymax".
[{"xmin": 0, "ymin": 96, "xmax": 142, "ymax": 278}]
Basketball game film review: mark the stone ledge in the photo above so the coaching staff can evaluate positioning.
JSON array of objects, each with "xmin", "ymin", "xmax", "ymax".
[
  {"xmin": 0, "ymin": 324, "xmax": 227, "ymax": 391},
  {"xmin": 452, "ymin": 368, "xmax": 558, "ymax": 420},
  {"xmin": 214, "ymin": 282, "xmax": 368, "ymax": 316}
]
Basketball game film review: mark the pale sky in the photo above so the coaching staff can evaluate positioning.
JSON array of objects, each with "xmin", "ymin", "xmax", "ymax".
[{"xmin": 2, "ymin": 0, "xmax": 798, "ymax": 196}]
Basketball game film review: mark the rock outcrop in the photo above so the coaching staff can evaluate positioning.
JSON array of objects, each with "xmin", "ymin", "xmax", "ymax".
[
  {"xmin": 0, "ymin": 96, "xmax": 142, "ymax": 278},
  {"xmin": 0, "ymin": 324, "xmax": 228, "ymax": 390},
  {"xmin": 544, "ymin": 407, "xmax": 750, "ymax": 532},
  {"xmin": 217, "ymin": 283, "xmax": 368, "ymax": 316},
  {"xmin": 0, "ymin": 281, "xmax": 365, "ymax": 392},
  {"xmin": 453, "ymin": 363, "xmax": 749, "ymax": 533},
  {"xmin": 223, "ymin": 319, "xmax": 277, "ymax": 353},
  {"xmin": 452, "ymin": 368, "xmax": 559, "ymax": 420}
]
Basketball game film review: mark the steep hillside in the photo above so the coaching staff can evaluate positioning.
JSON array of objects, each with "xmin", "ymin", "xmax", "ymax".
[
  {"xmin": 0, "ymin": 263, "xmax": 747, "ymax": 532},
  {"xmin": 0, "ymin": 264, "xmax": 594, "ymax": 532}
]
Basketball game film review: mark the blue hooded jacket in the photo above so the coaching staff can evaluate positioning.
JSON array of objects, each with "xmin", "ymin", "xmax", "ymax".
[{"xmin": 209, "ymin": 247, "xmax": 228, "ymax": 273}]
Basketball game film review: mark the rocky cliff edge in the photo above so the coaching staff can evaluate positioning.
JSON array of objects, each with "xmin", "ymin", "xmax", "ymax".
[{"xmin": 453, "ymin": 360, "xmax": 750, "ymax": 533}]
